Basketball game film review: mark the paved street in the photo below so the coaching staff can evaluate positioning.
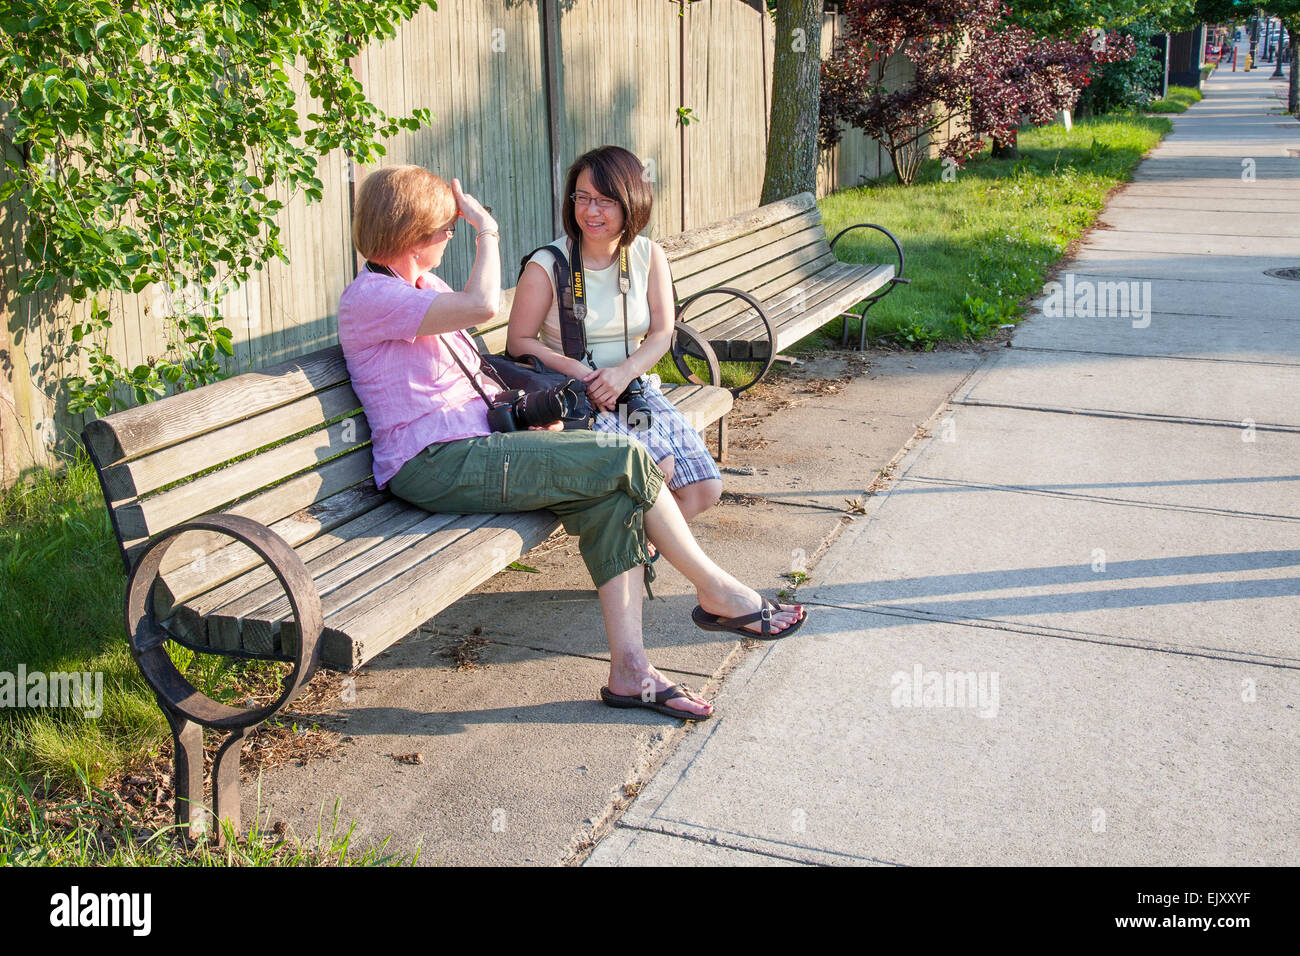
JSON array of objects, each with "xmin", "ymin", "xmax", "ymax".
[{"xmin": 588, "ymin": 63, "xmax": 1300, "ymax": 866}]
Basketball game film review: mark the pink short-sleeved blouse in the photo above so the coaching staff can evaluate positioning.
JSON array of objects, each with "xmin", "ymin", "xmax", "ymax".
[{"xmin": 337, "ymin": 269, "xmax": 503, "ymax": 489}]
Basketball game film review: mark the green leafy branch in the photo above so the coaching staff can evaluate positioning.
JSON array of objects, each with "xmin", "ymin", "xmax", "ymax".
[{"xmin": 0, "ymin": 0, "xmax": 436, "ymax": 416}]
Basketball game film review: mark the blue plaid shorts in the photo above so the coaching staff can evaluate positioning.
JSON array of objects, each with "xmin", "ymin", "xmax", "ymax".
[{"xmin": 590, "ymin": 374, "xmax": 722, "ymax": 491}]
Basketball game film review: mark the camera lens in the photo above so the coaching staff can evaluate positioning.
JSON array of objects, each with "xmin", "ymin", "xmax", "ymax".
[
  {"xmin": 514, "ymin": 383, "xmax": 582, "ymax": 429},
  {"xmin": 619, "ymin": 380, "xmax": 653, "ymax": 433}
]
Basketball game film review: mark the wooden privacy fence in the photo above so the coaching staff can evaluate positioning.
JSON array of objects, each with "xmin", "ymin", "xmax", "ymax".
[{"xmin": 1, "ymin": 0, "xmax": 942, "ymax": 488}]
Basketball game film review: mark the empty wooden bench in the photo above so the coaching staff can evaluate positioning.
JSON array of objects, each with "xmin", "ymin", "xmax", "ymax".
[
  {"xmin": 84, "ymin": 311, "xmax": 731, "ymax": 840},
  {"xmin": 665, "ymin": 191, "xmax": 908, "ymax": 393}
]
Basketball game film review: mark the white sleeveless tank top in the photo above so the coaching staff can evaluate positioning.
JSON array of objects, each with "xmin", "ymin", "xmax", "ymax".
[{"xmin": 527, "ymin": 234, "xmax": 653, "ymax": 370}]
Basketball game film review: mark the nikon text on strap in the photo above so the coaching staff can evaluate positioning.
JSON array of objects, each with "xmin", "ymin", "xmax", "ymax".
[{"xmin": 572, "ymin": 241, "xmax": 632, "ymax": 364}]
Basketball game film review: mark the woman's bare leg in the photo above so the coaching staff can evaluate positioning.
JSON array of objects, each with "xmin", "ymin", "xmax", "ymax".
[
  {"xmin": 644, "ymin": 487, "xmax": 803, "ymax": 634},
  {"xmin": 657, "ymin": 456, "xmax": 721, "ymax": 521},
  {"xmin": 658, "ymin": 456, "xmax": 677, "ymax": 486},
  {"xmin": 599, "ymin": 564, "xmax": 713, "ymax": 717},
  {"xmin": 671, "ymin": 477, "xmax": 722, "ymax": 521}
]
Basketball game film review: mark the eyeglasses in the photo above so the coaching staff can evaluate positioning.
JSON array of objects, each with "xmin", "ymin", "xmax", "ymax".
[{"xmin": 571, "ymin": 192, "xmax": 619, "ymax": 210}]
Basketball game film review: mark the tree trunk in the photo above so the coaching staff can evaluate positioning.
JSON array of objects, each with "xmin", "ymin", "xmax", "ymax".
[
  {"xmin": 760, "ymin": 0, "xmax": 823, "ymax": 204},
  {"xmin": 1291, "ymin": 33, "xmax": 1299, "ymax": 115},
  {"xmin": 991, "ymin": 130, "xmax": 1018, "ymax": 160}
]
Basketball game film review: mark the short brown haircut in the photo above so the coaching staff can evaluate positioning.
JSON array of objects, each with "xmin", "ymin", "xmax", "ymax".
[
  {"xmin": 562, "ymin": 145, "xmax": 652, "ymax": 250},
  {"xmin": 352, "ymin": 165, "xmax": 456, "ymax": 262}
]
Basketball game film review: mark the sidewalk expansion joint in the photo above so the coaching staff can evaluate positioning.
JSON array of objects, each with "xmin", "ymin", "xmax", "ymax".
[
  {"xmin": 801, "ymin": 600, "xmax": 1300, "ymax": 670},
  {"xmin": 905, "ymin": 475, "xmax": 1300, "ymax": 523},
  {"xmin": 1034, "ymin": 273, "xmax": 1300, "ymax": 291},
  {"xmin": 1105, "ymin": 204, "xmax": 1300, "ymax": 215},
  {"xmin": 1006, "ymin": 345, "xmax": 1300, "ymax": 370},
  {"xmin": 1020, "ymin": 305, "xmax": 1300, "ymax": 320},
  {"xmin": 1101, "ymin": 227, "xmax": 1300, "ymax": 240},
  {"xmin": 955, "ymin": 398, "xmax": 1300, "ymax": 434},
  {"xmin": 611, "ymin": 819, "xmax": 903, "ymax": 867},
  {"xmin": 1082, "ymin": 244, "xmax": 1300, "ymax": 258}
]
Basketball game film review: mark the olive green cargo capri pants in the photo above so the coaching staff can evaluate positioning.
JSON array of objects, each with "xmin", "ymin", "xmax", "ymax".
[{"xmin": 387, "ymin": 430, "xmax": 665, "ymax": 589}]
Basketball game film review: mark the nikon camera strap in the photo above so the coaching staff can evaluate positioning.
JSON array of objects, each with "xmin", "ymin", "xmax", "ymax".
[
  {"xmin": 571, "ymin": 241, "xmax": 632, "ymax": 363},
  {"xmin": 519, "ymin": 242, "xmax": 630, "ymax": 367}
]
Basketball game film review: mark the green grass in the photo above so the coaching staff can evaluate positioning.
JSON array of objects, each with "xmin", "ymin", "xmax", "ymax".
[
  {"xmin": 1149, "ymin": 85, "xmax": 1203, "ymax": 113},
  {"xmin": 655, "ymin": 114, "xmax": 1171, "ymax": 372},
  {"xmin": 0, "ymin": 758, "xmax": 416, "ymax": 865},
  {"xmin": 0, "ymin": 450, "xmax": 305, "ymax": 792},
  {"xmin": 0, "ymin": 422, "xmax": 361, "ymax": 797},
  {"xmin": 0, "ymin": 451, "xmax": 401, "ymax": 864},
  {"xmin": 808, "ymin": 114, "xmax": 1171, "ymax": 351},
  {"xmin": 0, "ymin": 451, "xmax": 157, "ymax": 790}
]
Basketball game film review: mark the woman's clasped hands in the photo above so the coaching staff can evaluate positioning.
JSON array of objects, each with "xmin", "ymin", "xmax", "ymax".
[{"xmin": 582, "ymin": 363, "xmax": 639, "ymax": 413}]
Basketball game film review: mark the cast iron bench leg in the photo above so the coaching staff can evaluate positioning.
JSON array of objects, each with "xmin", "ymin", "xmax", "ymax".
[
  {"xmin": 669, "ymin": 321, "xmax": 730, "ymax": 462},
  {"xmin": 213, "ymin": 727, "xmax": 251, "ymax": 835},
  {"xmin": 126, "ymin": 514, "xmax": 322, "ymax": 845},
  {"xmin": 161, "ymin": 706, "xmax": 207, "ymax": 838}
]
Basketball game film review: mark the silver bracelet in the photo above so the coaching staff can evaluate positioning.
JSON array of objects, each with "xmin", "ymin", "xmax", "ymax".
[{"xmin": 476, "ymin": 230, "xmax": 500, "ymax": 242}]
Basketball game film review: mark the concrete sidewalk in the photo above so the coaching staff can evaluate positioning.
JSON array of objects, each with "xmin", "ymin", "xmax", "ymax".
[{"xmin": 588, "ymin": 68, "xmax": 1300, "ymax": 865}]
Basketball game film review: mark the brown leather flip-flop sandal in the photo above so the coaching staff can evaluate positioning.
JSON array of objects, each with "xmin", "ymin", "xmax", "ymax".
[
  {"xmin": 691, "ymin": 598, "xmax": 807, "ymax": 639},
  {"xmin": 600, "ymin": 683, "xmax": 713, "ymax": 721}
]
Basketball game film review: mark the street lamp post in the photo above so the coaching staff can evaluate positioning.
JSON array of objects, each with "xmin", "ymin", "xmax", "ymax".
[{"xmin": 1273, "ymin": 24, "xmax": 1287, "ymax": 77}]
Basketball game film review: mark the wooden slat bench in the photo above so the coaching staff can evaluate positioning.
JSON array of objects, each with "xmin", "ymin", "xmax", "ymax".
[
  {"xmin": 664, "ymin": 191, "xmax": 908, "ymax": 393},
  {"xmin": 84, "ymin": 309, "xmax": 731, "ymax": 841}
]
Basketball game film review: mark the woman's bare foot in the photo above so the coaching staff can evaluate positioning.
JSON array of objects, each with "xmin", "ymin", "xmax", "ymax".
[
  {"xmin": 696, "ymin": 585, "xmax": 804, "ymax": 636},
  {"xmin": 606, "ymin": 663, "xmax": 714, "ymax": 718}
]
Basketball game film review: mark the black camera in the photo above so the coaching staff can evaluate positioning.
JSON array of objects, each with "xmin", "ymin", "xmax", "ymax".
[
  {"xmin": 616, "ymin": 377, "xmax": 653, "ymax": 433},
  {"xmin": 486, "ymin": 380, "xmax": 587, "ymax": 433}
]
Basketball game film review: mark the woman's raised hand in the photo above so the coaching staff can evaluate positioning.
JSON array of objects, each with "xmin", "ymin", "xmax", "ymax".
[{"xmin": 451, "ymin": 177, "xmax": 498, "ymax": 235}]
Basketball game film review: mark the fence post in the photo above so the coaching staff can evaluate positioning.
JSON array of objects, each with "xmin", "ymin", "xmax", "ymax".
[
  {"xmin": 541, "ymin": 0, "xmax": 564, "ymax": 237},
  {"xmin": 680, "ymin": 4, "xmax": 690, "ymax": 232}
]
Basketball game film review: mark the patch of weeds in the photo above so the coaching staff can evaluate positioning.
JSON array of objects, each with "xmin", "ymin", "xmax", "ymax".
[
  {"xmin": 720, "ymin": 491, "xmax": 769, "ymax": 506},
  {"xmin": 0, "ymin": 758, "xmax": 416, "ymax": 866},
  {"xmin": 443, "ymin": 636, "xmax": 490, "ymax": 671}
]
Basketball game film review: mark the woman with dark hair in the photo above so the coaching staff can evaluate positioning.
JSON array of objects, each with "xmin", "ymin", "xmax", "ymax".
[
  {"xmin": 507, "ymin": 145, "xmax": 723, "ymax": 523},
  {"xmin": 336, "ymin": 165, "xmax": 805, "ymax": 722}
]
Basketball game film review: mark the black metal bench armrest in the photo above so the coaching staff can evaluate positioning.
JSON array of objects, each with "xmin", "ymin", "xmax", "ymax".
[
  {"xmin": 675, "ymin": 286, "xmax": 775, "ymax": 396},
  {"xmin": 125, "ymin": 513, "xmax": 324, "ymax": 840},
  {"xmin": 828, "ymin": 222, "xmax": 907, "ymax": 282},
  {"xmin": 669, "ymin": 322, "xmax": 724, "ymax": 388},
  {"xmin": 126, "ymin": 513, "xmax": 323, "ymax": 732},
  {"xmin": 829, "ymin": 223, "xmax": 912, "ymax": 349}
]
